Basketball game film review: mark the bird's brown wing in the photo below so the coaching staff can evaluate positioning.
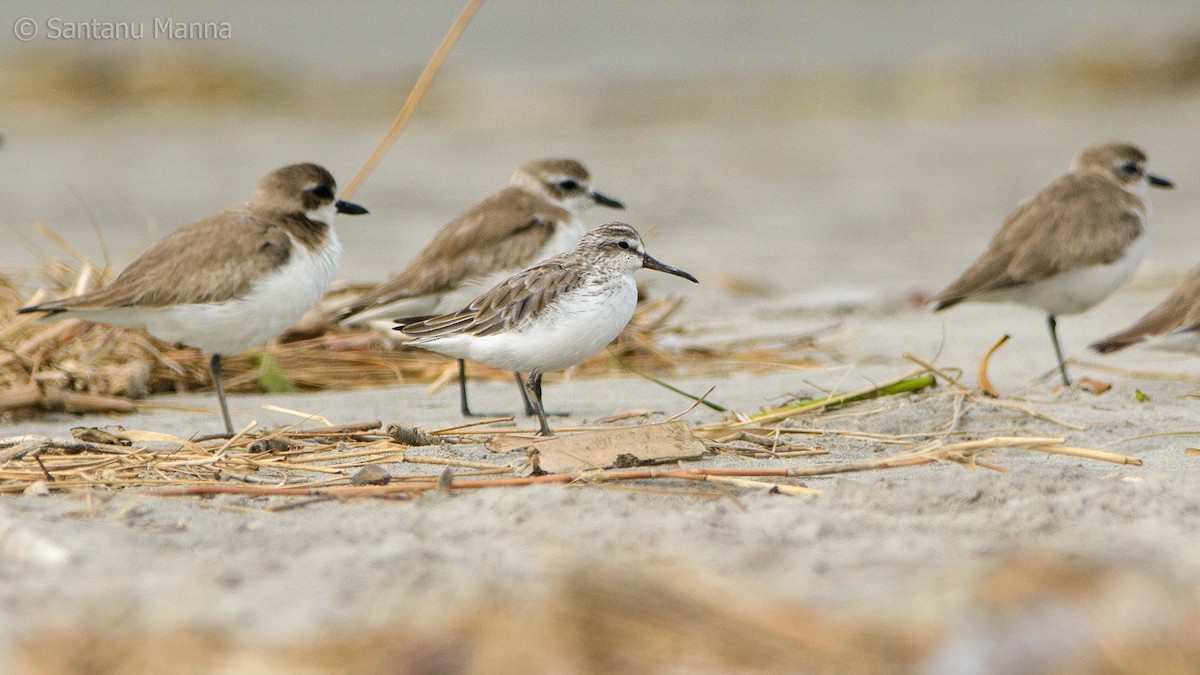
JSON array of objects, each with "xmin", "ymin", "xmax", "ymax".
[
  {"xmin": 22, "ymin": 209, "xmax": 292, "ymax": 311},
  {"xmin": 932, "ymin": 174, "xmax": 1145, "ymax": 309},
  {"xmin": 396, "ymin": 256, "xmax": 586, "ymax": 339},
  {"xmin": 336, "ymin": 188, "xmax": 568, "ymax": 320},
  {"xmin": 1090, "ymin": 265, "xmax": 1200, "ymax": 353}
]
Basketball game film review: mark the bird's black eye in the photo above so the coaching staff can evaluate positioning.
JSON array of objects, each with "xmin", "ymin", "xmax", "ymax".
[
  {"xmin": 310, "ymin": 184, "xmax": 334, "ymax": 200},
  {"xmin": 558, "ymin": 179, "xmax": 580, "ymax": 191},
  {"xmin": 617, "ymin": 240, "xmax": 631, "ymax": 250},
  {"xmin": 1120, "ymin": 162, "xmax": 1141, "ymax": 176}
]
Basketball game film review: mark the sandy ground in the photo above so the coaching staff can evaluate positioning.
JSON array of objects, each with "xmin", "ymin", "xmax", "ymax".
[
  {"xmin": 8, "ymin": 286, "xmax": 1200, "ymax": 670},
  {"xmin": 4, "ymin": 3, "xmax": 1200, "ymax": 671}
]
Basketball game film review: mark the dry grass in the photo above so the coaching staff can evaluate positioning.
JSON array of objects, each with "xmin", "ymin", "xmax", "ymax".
[
  {"xmin": 14, "ymin": 564, "xmax": 931, "ymax": 675},
  {"xmin": 15, "ymin": 556, "xmax": 1200, "ymax": 674},
  {"xmin": 1, "ymin": 259, "xmax": 827, "ymax": 421},
  {"xmin": 1, "ymin": 248, "xmax": 1139, "ymax": 505},
  {"xmin": 0, "ymin": 255, "xmax": 1137, "ymax": 501},
  {"xmin": 0, "ymin": 403, "xmax": 1137, "ymax": 500}
]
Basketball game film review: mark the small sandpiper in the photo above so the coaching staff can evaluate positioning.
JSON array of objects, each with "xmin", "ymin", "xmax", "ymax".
[
  {"xmin": 931, "ymin": 142, "xmax": 1173, "ymax": 386},
  {"xmin": 19, "ymin": 163, "xmax": 369, "ymax": 434},
  {"xmin": 394, "ymin": 222, "xmax": 698, "ymax": 436},
  {"xmin": 336, "ymin": 158, "xmax": 624, "ymax": 418},
  {"xmin": 1091, "ymin": 264, "xmax": 1200, "ymax": 355}
]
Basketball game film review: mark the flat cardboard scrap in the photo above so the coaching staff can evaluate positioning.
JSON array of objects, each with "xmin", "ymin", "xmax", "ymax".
[{"xmin": 489, "ymin": 421, "xmax": 708, "ymax": 474}]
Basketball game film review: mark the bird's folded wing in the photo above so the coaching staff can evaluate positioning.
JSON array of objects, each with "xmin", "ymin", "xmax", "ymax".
[
  {"xmin": 25, "ymin": 210, "xmax": 293, "ymax": 311},
  {"xmin": 933, "ymin": 175, "xmax": 1144, "ymax": 307},
  {"xmin": 398, "ymin": 258, "xmax": 584, "ymax": 339}
]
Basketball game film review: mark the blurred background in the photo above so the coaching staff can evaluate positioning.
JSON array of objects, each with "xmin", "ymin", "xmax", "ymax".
[{"xmin": 2, "ymin": 0, "xmax": 1200, "ymax": 312}]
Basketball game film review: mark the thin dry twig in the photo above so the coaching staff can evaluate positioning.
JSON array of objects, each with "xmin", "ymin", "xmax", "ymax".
[
  {"xmin": 903, "ymin": 352, "xmax": 967, "ymax": 391},
  {"xmin": 977, "ymin": 334, "xmax": 1010, "ymax": 398},
  {"xmin": 0, "ymin": 410, "xmax": 1135, "ymax": 502},
  {"xmin": 339, "ymin": 0, "xmax": 485, "ymax": 200}
]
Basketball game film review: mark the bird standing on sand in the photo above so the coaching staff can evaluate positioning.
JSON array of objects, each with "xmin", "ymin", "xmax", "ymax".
[
  {"xmin": 19, "ymin": 163, "xmax": 369, "ymax": 434},
  {"xmin": 931, "ymin": 142, "xmax": 1173, "ymax": 386},
  {"xmin": 395, "ymin": 222, "xmax": 698, "ymax": 436},
  {"xmin": 334, "ymin": 158, "xmax": 624, "ymax": 418}
]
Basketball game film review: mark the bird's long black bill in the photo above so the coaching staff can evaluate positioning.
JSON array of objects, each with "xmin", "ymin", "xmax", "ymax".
[
  {"xmin": 591, "ymin": 191, "xmax": 624, "ymax": 209},
  {"xmin": 1148, "ymin": 174, "xmax": 1174, "ymax": 189},
  {"xmin": 336, "ymin": 199, "xmax": 369, "ymax": 215},
  {"xmin": 642, "ymin": 254, "xmax": 699, "ymax": 283}
]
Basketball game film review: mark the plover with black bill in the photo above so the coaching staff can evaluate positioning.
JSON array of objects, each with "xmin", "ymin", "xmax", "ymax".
[
  {"xmin": 394, "ymin": 222, "xmax": 698, "ymax": 436},
  {"xmin": 335, "ymin": 158, "xmax": 624, "ymax": 418},
  {"xmin": 931, "ymin": 142, "xmax": 1173, "ymax": 386},
  {"xmin": 1091, "ymin": 264, "xmax": 1200, "ymax": 355},
  {"xmin": 19, "ymin": 163, "xmax": 369, "ymax": 434}
]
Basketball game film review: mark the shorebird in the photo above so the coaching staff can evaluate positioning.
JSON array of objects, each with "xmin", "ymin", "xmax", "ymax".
[
  {"xmin": 1091, "ymin": 264, "xmax": 1200, "ymax": 355},
  {"xmin": 395, "ymin": 222, "xmax": 698, "ymax": 436},
  {"xmin": 931, "ymin": 142, "xmax": 1173, "ymax": 386},
  {"xmin": 335, "ymin": 158, "xmax": 624, "ymax": 418},
  {"xmin": 19, "ymin": 163, "xmax": 368, "ymax": 434}
]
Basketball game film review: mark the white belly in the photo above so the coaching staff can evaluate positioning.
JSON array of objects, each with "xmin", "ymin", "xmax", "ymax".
[
  {"xmin": 81, "ymin": 234, "xmax": 341, "ymax": 354},
  {"xmin": 976, "ymin": 232, "xmax": 1147, "ymax": 316},
  {"xmin": 415, "ymin": 277, "xmax": 638, "ymax": 374}
]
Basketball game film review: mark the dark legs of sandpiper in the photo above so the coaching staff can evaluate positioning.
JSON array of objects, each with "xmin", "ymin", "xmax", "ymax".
[
  {"xmin": 522, "ymin": 371, "xmax": 553, "ymax": 436},
  {"xmin": 456, "ymin": 359, "xmax": 537, "ymax": 418},
  {"xmin": 210, "ymin": 353, "xmax": 234, "ymax": 435},
  {"xmin": 456, "ymin": 359, "xmax": 476, "ymax": 417},
  {"xmin": 513, "ymin": 372, "xmax": 536, "ymax": 416},
  {"xmin": 1047, "ymin": 314, "xmax": 1071, "ymax": 387}
]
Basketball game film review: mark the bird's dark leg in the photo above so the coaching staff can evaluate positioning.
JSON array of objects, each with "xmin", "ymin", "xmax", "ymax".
[
  {"xmin": 523, "ymin": 371, "xmax": 553, "ymax": 436},
  {"xmin": 515, "ymin": 371, "xmax": 567, "ymax": 417},
  {"xmin": 457, "ymin": 359, "xmax": 475, "ymax": 417},
  {"xmin": 513, "ymin": 371, "xmax": 536, "ymax": 416},
  {"xmin": 457, "ymin": 359, "xmax": 519, "ymax": 418},
  {"xmin": 210, "ymin": 353, "xmax": 234, "ymax": 435},
  {"xmin": 1047, "ymin": 314, "xmax": 1071, "ymax": 387}
]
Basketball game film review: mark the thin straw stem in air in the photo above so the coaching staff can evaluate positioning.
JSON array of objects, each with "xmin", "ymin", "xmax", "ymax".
[{"xmin": 339, "ymin": 0, "xmax": 485, "ymax": 201}]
